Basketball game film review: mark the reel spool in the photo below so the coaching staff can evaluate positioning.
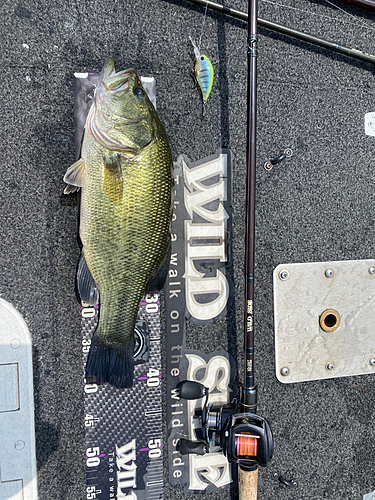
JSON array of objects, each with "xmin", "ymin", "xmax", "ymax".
[{"xmin": 177, "ymin": 381, "xmax": 274, "ymax": 468}]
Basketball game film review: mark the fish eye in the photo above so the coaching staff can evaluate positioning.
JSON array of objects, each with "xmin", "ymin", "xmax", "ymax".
[{"xmin": 133, "ymin": 87, "xmax": 145, "ymax": 98}]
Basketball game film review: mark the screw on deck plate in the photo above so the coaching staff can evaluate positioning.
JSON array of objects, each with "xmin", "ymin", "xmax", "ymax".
[
  {"xmin": 325, "ymin": 268, "xmax": 334, "ymax": 278},
  {"xmin": 10, "ymin": 339, "xmax": 21, "ymax": 349},
  {"xmin": 370, "ymin": 358, "xmax": 375, "ymax": 366},
  {"xmin": 264, "ymin": 161, "xmax": 273, "ymax": 171},
  {"xmin": 284, "ymin": 148, "xmax": 293, "ymax": 157},
  {"xmin": 280, "ymin": 366, "xmax": 290, "ymax": 376},
  {"xmin": 14, "ymin": 440, "xmax": 25, "ymax": 450},
  {"xmin": 279, "ymin": 270, "xmax": 289, "ymax": 281},
  {"xmin": 326, "ymin": 362, "xmax": 335, "ymax": 371},
  {"xmin": 369, "ymin": 267, "xmax": 375, "ymax": 275}
]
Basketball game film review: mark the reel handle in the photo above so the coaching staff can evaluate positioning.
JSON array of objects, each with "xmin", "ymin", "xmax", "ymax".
[
  {"xmin": 179, "ymin": 439, "xmax": 206, "ymax": 455},
  {"xmin": 178, "ymin": 380, "xmax": 206, "ymax": 400},
  {"xmin": 238, "ymin": 466, "xmax": 258, "ymax": 500}
]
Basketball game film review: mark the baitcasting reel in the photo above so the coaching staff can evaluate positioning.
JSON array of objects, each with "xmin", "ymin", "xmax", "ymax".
[{"xmin": 177, "ymin": 380, "xmax": 274, "ymax": 469}]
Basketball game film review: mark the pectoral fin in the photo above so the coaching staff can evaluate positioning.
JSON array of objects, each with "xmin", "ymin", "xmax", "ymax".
[
  {"xmin": 63, "ymin": 158, "xmax": 86, "ymax": 194},
  {"xmin": 77, "ymin": 255, "xmax": 99, "ymax": 306},
  {"xmin": 104, "ymin": 154, "xmax": 124, "ymax": 203}
]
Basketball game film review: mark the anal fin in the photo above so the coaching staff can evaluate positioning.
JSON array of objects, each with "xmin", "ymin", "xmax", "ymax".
[
  {"xmin": 77, "ymin": 255, "xmax": 99, "ymax": 306},
  {"xmin": 146, "ymin": 242, "xmax": 171, "ymax": 293}
]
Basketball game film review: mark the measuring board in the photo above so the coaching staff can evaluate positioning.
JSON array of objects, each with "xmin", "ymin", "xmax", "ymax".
[
  {"xmin": 73, "ymin": 73, "xmax": 164, "ymax": 500},
  {"xmin": 165, "ymin": 151, "xmax": 235, "ymax": 493}
]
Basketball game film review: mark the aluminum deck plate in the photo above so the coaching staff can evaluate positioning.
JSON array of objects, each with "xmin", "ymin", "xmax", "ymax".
[
  {"xmin": 274, "ymin": 260, "xmax": 375, "ymax": 383},
  {"xmin": 0, "ymin": 299, "xmax": 38, "ymax": 500}
]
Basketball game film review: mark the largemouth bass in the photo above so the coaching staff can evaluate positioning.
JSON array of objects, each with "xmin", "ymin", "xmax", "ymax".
[{"xmin": 64, "ymin": 60, "xmax": 172, "ymax": 388}]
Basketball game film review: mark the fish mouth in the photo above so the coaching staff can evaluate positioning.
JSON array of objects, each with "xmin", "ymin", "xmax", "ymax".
[
  {"xmin": 86, "ymin": 60, "xmax": 149, "ymax": 155},
  {"xmin": 100, "ymin": 59, "xmax": 137, "ymax": 94}
]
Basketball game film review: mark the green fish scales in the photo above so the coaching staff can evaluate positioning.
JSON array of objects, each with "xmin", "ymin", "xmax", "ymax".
[{"xmin": 64, "ymin": 60, "xmax": 172, "ymax": 388}]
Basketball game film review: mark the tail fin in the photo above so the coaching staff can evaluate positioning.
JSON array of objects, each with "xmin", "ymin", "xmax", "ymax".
[{"xmin": 85, "ymin": 331, "xmax": 135, "ymax": 389}]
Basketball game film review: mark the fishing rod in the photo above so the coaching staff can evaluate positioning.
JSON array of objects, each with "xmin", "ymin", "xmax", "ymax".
[
  {"xmin": 177, "ymin": 0, "xmax": 273, "ymax": 498},
  {"xmin": 238, "ymin": 0, "xmax": 274, "ymax": 495},
  {"xmin": 338, "ymin": 0, "xmax": 375, "ymax": 11},
  {"xmin": 183, "ymin": 0, "xmax": 375, "ymax": 65}
]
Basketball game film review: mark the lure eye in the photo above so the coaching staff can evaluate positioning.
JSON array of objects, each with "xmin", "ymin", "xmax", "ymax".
[
  {"xmin": 200, "ymin": 56, "xmax": 204, "ymax": 61},
  {"xmin": 133, "ymin": 87, "xmax": 145, "ymax": 98}
]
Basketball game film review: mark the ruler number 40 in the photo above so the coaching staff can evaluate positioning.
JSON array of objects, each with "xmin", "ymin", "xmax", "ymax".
[{"xmin": 147, "ymin": 368, "xmax": 160, "ymax": 387}]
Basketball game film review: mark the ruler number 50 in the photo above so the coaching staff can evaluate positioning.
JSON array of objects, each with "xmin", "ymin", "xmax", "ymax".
[
  {"xmin": 148, "ymin": 438, "xmax": 162, "ymax": 459},
  {"xmin": 86, "ymin": 447, "xmax": 101, "ymax": 468}
]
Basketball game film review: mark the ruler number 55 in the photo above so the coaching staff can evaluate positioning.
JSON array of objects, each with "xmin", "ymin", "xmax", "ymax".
[{"xmin": 86, "ymin": 486, "xmax": 99, "ymax": 499}]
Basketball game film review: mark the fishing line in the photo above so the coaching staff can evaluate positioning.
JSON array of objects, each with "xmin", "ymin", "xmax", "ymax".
[
  {"xmin": 321, "ymin": 0, "xmax": 375, "ymax": 31},
  {"xmin": 183, "ymin": 0, "xmax": 375, "ymax": 65},
  {"xmin": 261, "ymin": 0, "xmax": 375, "ymax": 30},
  {"xmin": 236, "ymin": 434, "xmax": 259, "ymax": 459},
  {"xmin": 189, "ymin": 0, "xmax": 215, "ymax": 111},
  {"xmin": 189, "ymin": 1, "xmax": 209, "ymax": 53},
  {"xmin": 198, "ymin": 2, "xmax": 209, "ymax": 51}
]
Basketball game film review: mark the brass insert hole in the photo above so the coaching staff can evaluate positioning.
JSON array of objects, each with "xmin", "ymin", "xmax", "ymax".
[
  {"xmin": 324, "ymin": 314, "xmax": 337, "ymax": 328},
  {"xmin": 320, "ymin": 309, "xmax": 340, "ymax": 332}
]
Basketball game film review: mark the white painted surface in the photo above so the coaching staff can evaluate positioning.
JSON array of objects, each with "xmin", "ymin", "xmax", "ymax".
[{"xmin": 0, "ymin": 299, "xmax": 38, "ymax": 500}]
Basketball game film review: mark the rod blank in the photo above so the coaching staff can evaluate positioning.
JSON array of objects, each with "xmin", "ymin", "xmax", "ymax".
[
  {"xmin": 338, "ymin": 0, "xmax": 375, "ymax": 11},
  {"xmin": 242, "ymin": 0, "xmax": 258, "ymax": 410},
  {"xmin": 184, "ymin": 0, "xmax": 375, "ymax": 65}
]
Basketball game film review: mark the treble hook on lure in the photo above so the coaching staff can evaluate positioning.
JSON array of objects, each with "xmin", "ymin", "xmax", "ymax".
[{"xmin": 190, "ymin": 35, "xmax": 214, "ymax": 114}]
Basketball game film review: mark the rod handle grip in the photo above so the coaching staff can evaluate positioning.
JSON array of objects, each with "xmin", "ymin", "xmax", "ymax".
[{"xmin": 238, "ymin": 466, "xmax": 258, "ymax": 500}]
